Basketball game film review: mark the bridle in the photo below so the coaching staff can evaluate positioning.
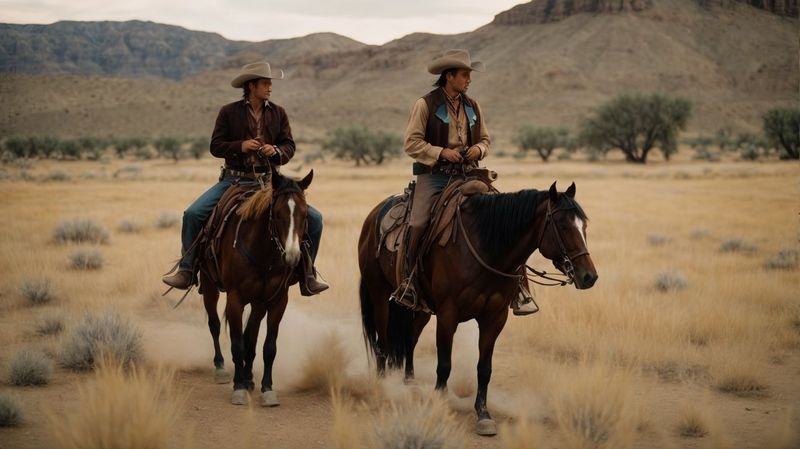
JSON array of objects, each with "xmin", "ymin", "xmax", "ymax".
[{"xmin": 456, "ymin": 197, "xmax": 590, "ymax": 287}]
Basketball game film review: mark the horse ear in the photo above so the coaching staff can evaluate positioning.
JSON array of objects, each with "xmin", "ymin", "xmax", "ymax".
[
  {"xmin": 566, "ymin": 182, "xmax": 576, "ymax": 198},
  {"xmin": 549, "ymin": 181, "xmax": 558, "ymax": 203},
  {"xmin": 298, "ymin": 169, "xmax": 313, "ymax": 190}
]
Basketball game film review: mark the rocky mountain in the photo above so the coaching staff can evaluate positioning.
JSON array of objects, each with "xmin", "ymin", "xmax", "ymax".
[
  {"xmin": 0, "ymin": 0, "xmax": 797, "ymax": 142},
  {"xmin": 0, "ymin": 21, "xmax": 367, "ymax": 79}
]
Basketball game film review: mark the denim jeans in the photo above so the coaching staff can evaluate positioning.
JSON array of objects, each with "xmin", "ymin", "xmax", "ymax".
[{"xmin": 179, "ymin": 175, "xmax": 323, "ymax": 271}]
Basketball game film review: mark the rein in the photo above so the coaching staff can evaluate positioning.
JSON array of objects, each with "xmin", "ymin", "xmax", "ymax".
[{"xmin": 456, "ymin": 198, "xmax": 590, "ymax": 287}]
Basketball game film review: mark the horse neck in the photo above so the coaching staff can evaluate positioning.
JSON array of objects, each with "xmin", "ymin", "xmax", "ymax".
[{"xmin": 463, "ymin": 190, "xmax": 549, "ymax": 273}]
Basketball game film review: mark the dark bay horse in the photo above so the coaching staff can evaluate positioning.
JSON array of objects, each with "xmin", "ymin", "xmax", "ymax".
[
  {"xmin": 200, "ymin": 170, "xmax": 312, "ymax": 406},
  {"xmin": 358, "ymin": 181, "xmax": 598, "ymax": 435}
]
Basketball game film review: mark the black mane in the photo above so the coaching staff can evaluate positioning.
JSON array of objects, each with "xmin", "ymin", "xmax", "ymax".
[{"xmin": 465, "ymin": 189, "xmax": 588, "ymax": 261}]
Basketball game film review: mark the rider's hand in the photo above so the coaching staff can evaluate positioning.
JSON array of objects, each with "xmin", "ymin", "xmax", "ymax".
[
  {"xmin": 465, "ymin": 146, "xmax": 482, "ymax": 161},
  {"xmin": 260, "ymin": 144, "xmax": 277, "ymax": 157},
  {"xmin": 241, "ymin": 139, "xmax": 262, "ymax": 152},
  {"xmin": 440, "ymin": 148, "xmax": 463, "ymax": 163}
]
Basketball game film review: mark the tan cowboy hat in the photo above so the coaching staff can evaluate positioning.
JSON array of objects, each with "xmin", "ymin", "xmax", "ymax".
[
  {"xmin": 230, "ymin": 61, "xmax": 285, "ymax": 88},
  {"xmin": 427, "ymin": 49, "xmax": 485, "ymax": 75}
]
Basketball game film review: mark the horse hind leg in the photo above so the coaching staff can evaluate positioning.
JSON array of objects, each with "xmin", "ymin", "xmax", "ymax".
[
  {"xmin": 404, "ymin": 312, "xmax": 431, "ymax": 383},
  {"xmin": 201, "ymin": 271, "xmax": 229, "ymax": 384}
]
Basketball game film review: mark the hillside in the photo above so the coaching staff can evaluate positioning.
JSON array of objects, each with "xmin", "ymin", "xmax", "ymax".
[{"xmin": 0, "ymin": 0, "xmax": 797, "ymax": 144}]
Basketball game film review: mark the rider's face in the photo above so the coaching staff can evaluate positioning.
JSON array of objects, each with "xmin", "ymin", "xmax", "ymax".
[{"xmin": 446, "ymin": 69, "xmax": 471, "ymax": 94}]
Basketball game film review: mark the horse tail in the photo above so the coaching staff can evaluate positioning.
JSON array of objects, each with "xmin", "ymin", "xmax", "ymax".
[
  {"xmin": 359, "ymin": 276, "xmax": 379, "ymax": 362},
  {"xmin": 386, "ymin": 301, "xmax": 414, "ymax": 369}
]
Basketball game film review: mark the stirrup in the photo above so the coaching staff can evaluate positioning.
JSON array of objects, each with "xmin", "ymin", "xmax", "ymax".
[{"xmin": 512, "ymin": 285, "xmax": 539, "ymax": 316}]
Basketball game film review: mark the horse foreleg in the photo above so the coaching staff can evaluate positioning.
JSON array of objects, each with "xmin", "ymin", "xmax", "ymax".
[
  {"xmin": 225, "ymin": 292, "xmax": 248, "ymax": 404},
  {"xmin": 404, "ymin": 313, "xmax": 431, "ymax": 382},
  {"xmin": 435, "ymin": 313, "xmax": 457, "ymax": 392},
  {"xmin": 474, "ymin": 312, "xmax": 508, "ymax": 436},
  {"xmin": 260, "ymin": 293, "xmax": 287, "ymax": 407},
  {"xmin": 201, "ymin": 272, "xmax": 228, "ymax": 384},
  {"xmin": 243, "ymin": 300, "xmax": 268, "ymax": 393}
]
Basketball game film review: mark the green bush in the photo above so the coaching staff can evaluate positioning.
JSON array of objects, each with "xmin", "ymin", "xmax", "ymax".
[
  {"xmin": 516, "ymin": 125, "xmax": 570, "ymax": 162},
  {"xmin": 763, "ymin": 107, "xmax": 799, "ymax": 159},
  {"xmin": 323, "ymin": 125, "xmax": 402, "ymax": 166},
  {"xmin": 154, "ymin": 136, "xmax": 182, "ymax": 161},
  {"xmin": 579, "ymin": 93, "xmax": 691, "ymax": 163}
]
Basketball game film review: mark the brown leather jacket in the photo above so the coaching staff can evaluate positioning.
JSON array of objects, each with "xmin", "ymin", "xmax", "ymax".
[{"xmin": 210, "ymin": 99, "xmax": 296, "ymax": 170}]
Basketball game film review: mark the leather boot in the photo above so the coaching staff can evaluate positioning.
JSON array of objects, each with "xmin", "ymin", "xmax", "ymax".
[
  {"xmin": 390, "ymin": 226, "xmax": 429, "ymax": 312},
  {"xmin": 299, "ymin": 246, "xmax": 329, "ymax": 296},
  {"xmin": 162, "ymin": 270, "xmax": 194, "ymax": 290},
  {"xmin": 512, "ymin": 280, "xmax": 539, "ymax": 316}
]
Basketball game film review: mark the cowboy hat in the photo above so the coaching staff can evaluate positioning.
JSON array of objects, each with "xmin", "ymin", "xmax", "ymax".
[
  {"xmin": 427, "ymin": 49, "xmax": 485, "ymax": 75},
  {"xmin": 230, "ymin": 62, "xmax": 285, "ymax": 88}
]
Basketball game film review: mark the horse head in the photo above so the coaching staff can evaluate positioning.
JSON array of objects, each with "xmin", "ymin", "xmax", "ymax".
[
  {"xmin": 269, "ymin": 170, "xmax": 313, "ymax": 267},
  {"xmin": 538, "ymin": 181, "xmax": 598, "ymax": 289}
]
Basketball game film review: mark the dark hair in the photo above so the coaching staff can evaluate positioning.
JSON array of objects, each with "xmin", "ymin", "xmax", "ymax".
[
  {"xmin": 433, "ymin": 68, "xmax": 458, "ymax": 87},
  {"xmin": 242, "ymin": 78, "xmax": 263, "ymax": 99}
]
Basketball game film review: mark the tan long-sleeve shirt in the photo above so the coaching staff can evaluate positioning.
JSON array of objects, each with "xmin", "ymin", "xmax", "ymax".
[{"xmin": 403, "ymin": 93, "xmax": 491, "ymax": 166}]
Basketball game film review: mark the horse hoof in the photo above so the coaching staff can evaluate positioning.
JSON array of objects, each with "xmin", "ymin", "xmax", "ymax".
[
  {"xmin": 261, "ymin": 390, "xmax": 280, "ymax": 407},
  {"xmin": 231, "ymin": 389, "xmax": 249, "ymax": 405},
  {"xmin": 214, "ymin": 368, "xmax": 231, "ymax": 384},
  {"xmin": 476, "ymin": 418, "xmax": 497, "ymax": 436}
]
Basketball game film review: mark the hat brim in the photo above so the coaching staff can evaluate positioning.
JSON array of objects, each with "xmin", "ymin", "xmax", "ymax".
[
  {"xmin": 427, "ymin": 60, "xmax": 485, "ymax": 75},
  {"xmin": 230, "ymin": 70, "xmax": 285, "ymax": 88}
]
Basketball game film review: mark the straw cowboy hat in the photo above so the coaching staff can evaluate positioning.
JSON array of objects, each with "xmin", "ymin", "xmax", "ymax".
[
  {"xmin": 427, "ymin": 49, "xmax": 485, "ymax": 75},
  {"xmin": 230, "ymin": 62, "xmax": 285, "ymax": 88}
]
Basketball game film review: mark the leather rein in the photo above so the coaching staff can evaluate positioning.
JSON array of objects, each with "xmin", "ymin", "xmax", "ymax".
[{"xmin": 456, "ymin": 199, "xmax": 590, "ymax": 287}]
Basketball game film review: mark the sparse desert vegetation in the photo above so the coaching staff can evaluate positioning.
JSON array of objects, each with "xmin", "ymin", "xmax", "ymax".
[
  {"xmin": 7, "ymin": 350, "xmax": 52, "ymax": 386},
  {"xmin": 0, "ymin": 156, "xmax": 797, "ymax": 449}
]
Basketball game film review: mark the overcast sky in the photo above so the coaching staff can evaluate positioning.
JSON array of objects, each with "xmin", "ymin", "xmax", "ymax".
[{"xmin": 0, "ymin": 0, "xmax": 525, "ymax": 45}]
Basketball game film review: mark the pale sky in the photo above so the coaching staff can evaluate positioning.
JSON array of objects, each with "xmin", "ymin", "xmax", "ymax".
[{"xmin": 0, "ymin": 0, "xmax": 526, "ymax": 45}]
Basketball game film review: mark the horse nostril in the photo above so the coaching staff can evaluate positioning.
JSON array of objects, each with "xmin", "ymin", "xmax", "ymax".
[{"xmin": 584, "ymin": 272, "xmax": 597, "ymax": 287}]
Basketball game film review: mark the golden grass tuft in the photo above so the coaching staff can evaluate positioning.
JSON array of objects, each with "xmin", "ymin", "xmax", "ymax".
[
  {"xmin": 500, "ymin": 416, "xmax": 546, "ymax": 449},
  {"xmin": 237, "ymin": 185, "xmax": 272, "ymax": 221},
  {"xmin": 550, "ymin": 362, "xmax": 638, "ymax": 449},
  {"xmin": 330, "ymin": 388, "xmax": 365, "ymax": 449},
  {"xmin": 48, "ymin": 360, "xmax": 185, "ymax": 449},
  {"xmin": 293, "ymin": 330, "xmax": 351, "ymax": 393},
  {"xmin": 368, "ymin": 394, "xmax": 465, "ymax": 449},
  {"xmin": 676, "ymin": 402, "xmax": 711, "ymax": 438}
]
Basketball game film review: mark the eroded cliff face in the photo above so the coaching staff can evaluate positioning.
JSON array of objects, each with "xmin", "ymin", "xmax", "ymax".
[{"xmin": 492, "ymin": 0, "xmax": 796, "ymax": 25}]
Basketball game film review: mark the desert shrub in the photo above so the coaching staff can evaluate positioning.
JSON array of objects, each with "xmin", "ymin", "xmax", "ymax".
[
  {"xmin": 60, "ymin": 311, "xmax": 142, "ymax": 371},
  {"xmin": 579, "ymin": 93, "xmax": 691, "ymax": 163},
  {"xmin": 188, "ymin": 136, "xmax": 209, "ymax": 159},
  {"xmin": 324, "ymin": 125, "xmax": 402, "ymax": 166},
  {"xmin": 43, "ymin": 170, "xmax": 71, "ymax": 182},
  {"xmin": 117, "ymin": 218, "xmax": 143, "ymax": 234},
  {"xmin": 154, "ymin": 136, "xmax": 182, "ymax": 161},
  {"xmin": 21, "ymin": 278, "xmax": 53, "ymax": 305},
  {"xmin": 517, "ymin": 125, "xmax": 570, "ymax": 162},
  {"xmin": 48, "ymin": 362, "xmax": 183, "ymax": 449},
  {"xmin": 764, "ymin": 248, "xmax": 799, "ymax": 270},
  {"xmin": 35, "ymin": 315, "xmax": 64, "ymax": 336},
  {"xmin": 154, "ymin": 211, "xmax": 180, "ymax": 229},
  {"xmin": 720, "ymin": 238, "xmax": 757, "ymax": 254},
  {"xmin": 3, "ymin": 136, "xmax": 34, "ymax": 159},
  {"xmin": 763, "ymin": 107, "xmax": 799, "ymax": 159},
  {"xmin": 654, "ymin": 271, "xmax": 688, "ymax": 292},
  {"xmin": 8, "ymin": 350, "xmax": 52, "ymax": 386},
  {"xmin": 0, "ymin": 394, "xmax": 23, "ymax": 427},
  {"xmin": 689, "ymin": 228, "xmax": 710, "ymax": 240},
  {"xmin": 56, "ymin": 139, "xmax": 82, "ymax": 160},
  {"xmin": 369, "ymin": 396, "xmax": 464, "ymax": 449},
  {"xmin": 69, "ymin": 248, "xmax": 104, "ymax": 270},
  {"xmin": 646, "ymin": 234, "xmax": 672, "ymax": 246},
  {"xmin": 715, "ymin": 373, "xmax": 768, "ymax": 397},
  {"xmin": 113, "ymin": 164, "xmax": 142, "ymax": 178},
  {"xmin": 53, "ymin": 218, "xmax": 109, "ymax": 244}
]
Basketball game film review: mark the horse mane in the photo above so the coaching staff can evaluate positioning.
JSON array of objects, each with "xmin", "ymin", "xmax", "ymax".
[
  {"xmin": 465, "ymin": 189, "xmax": 588, "ymax": 261},
  {"xmin": 237, "ymin": 185, "xmax": 273, "ymax": 221},
  {"xmin": 236, "ymin": 174, "xmax": 301, "ymax": 221}
]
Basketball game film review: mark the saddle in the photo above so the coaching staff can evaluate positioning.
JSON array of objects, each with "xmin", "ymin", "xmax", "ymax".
[
  {"xmin": 196, "ymin": 184, "xmax": 262, "ymax": 292},
  {"xmin": 376, "ymin": 168, "xmax": 498, "ymax": 263}
]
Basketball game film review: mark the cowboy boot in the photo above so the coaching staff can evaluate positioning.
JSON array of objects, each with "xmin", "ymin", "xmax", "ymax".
[
  {"xmin": 162, "ymin": 270, "xmax": 194, "ymax": 290},
  {"xmin": 299, "ymin": 245, "xmax": 329, "ymax": 296},
  {"xmin": 390, "ymin": 226, "xmax": 426, "ymax": 311},
  {"xmin": 512, "ymin": 280, "xmax": 539, "ymax": 316}
]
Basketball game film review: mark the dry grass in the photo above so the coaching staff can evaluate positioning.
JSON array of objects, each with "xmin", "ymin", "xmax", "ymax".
[
  {"xmin": 68, "ymin": 248, "xmax": 105, "ymax": 270},
  {"xmin": 368, "ymin": 394, "xmax": 465, "ymax": 449},
  {"xmin": 0, "ymin": 157, "xmax": 798, "ymax": 448},
  {"xmin": 0, "ymin": 393, "xmax": 23, "ymax": 427},
  {"xmin": 20, "ymin": 278, "xmax": 54, "ymax": 305},
  {"xmin": 53, "ymin": 218, "xmax": 109, "ymax": 244},
  {"xmin": 60, "ymin": 310, "xmax": 142, "ymax": 371},
  {"xmin": 8, "ymin": 350, "xmax": 53, "ymax": 386},
  {"xmin": 47, "ymin": 361, "xmax": 185, "ymax": 449},
  {"xmin": 676, "ymin": 402, "xmax": 712, "ymax": 438}
]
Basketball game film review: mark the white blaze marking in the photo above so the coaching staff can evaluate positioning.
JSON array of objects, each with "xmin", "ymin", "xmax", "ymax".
[
  {"xmin": 284, "ymin": 198, "xmax": 301, "ymax": 266},
  {"xmin": 574, "ymin": 216, "xmax": 587, "ymax": 247}
]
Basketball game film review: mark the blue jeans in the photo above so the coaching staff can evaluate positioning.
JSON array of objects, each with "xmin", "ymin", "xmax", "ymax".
[{"xmin": 179, "ymin": 176, "xmax": 323, "ymax": 271}]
